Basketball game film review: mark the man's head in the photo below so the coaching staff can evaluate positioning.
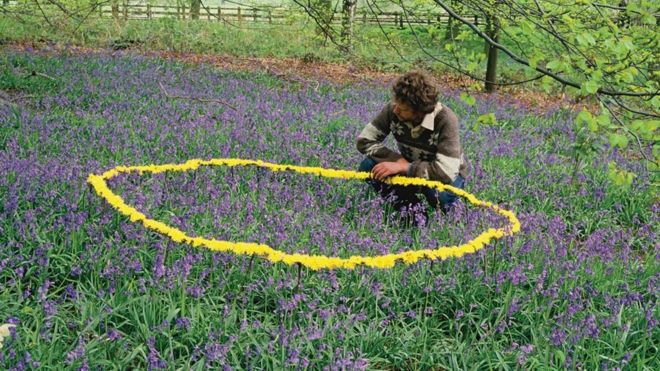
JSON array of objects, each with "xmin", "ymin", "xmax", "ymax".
[{"xmin": 391, "ymin": 71, "xmax": 438, "ymax": 123}]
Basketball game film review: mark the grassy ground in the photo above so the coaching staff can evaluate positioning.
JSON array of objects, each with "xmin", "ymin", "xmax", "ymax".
[
  {"xmin": 0, "ymin": 50, "xmax": 657, "ymax": 369},
  {"xmin": 0, "ymin": 13, "xmax": 531, "ymax": 85}
]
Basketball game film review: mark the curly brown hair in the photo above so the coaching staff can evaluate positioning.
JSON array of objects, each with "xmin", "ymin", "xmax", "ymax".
[{"xmin": 391, "ymin": 71, "xmax": 438, "ymax": 114}]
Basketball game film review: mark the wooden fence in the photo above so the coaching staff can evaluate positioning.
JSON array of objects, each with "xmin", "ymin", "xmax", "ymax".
[
  {"xmin": 98, "ymin": 4, "xmax": 477, "ymax": 26},
  {"xmin": 2, "ymin": 1, "xmax": 480, "ymax": 27}
]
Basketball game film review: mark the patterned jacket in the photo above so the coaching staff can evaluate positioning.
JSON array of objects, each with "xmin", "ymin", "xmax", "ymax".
[{"xmin": 357, "ymin": 101, "xmax": 468, "ymax": 184}]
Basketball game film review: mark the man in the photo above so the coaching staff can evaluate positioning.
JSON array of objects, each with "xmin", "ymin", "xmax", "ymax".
[{"xmin": 356, "ymin": 71, "xmax": 468, "ymax": 226}]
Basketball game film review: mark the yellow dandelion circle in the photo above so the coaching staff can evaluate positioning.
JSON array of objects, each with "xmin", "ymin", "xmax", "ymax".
[{"xmin": 87, "ymin": 158, "xmax": 521, "ymax": 270}]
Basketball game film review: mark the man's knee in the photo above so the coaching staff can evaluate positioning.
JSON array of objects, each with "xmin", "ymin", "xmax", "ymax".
[
  {"xmin": 358, "ymin": 157, "xmax": 377, "ymax": 172},
  {"xmin": 426, "ymin": 175, "xmax": 466, "ymax": 209}
]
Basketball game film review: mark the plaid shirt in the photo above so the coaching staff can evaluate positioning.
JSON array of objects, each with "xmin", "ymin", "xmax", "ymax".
[{"xmin": 357, "ymin": 101, "xmax": 467, "ymax": 184}]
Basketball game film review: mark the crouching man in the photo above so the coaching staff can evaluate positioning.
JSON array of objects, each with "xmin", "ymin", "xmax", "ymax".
[{"xmin": 356, "ymin": 71, "xmax": 468, "ymax": 226}]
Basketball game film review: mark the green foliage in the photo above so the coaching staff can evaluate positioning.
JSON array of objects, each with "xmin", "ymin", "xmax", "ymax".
[
  {"xmin": 459, "ymin": 92, "xmax": 476, "ymax": 106},
  {"xmin": 438, "ymin": 0, "xmax": 658, "ymax": 176},
  {"xmin": 473, "ymin": 112, "xmax": 497, "ymax": 131},
  {"xmin": 607, "ymin": 161, "xmax": 636, "ymax": 188}
]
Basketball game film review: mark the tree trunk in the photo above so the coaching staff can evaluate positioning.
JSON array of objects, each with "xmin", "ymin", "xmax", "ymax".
[
  {"xmin": 111, "ymin": 0, "xmax": 119, "ymax": 20},
  {"xmin": 484, "ymin": 17, "xmax": 499, "ymax": 92},
  {"xmin": 444, "ymin": 1, "xmax": 461, "ymax": 41},
  {"xmin": 341, "ymin": 0, "xmax": 357, "ymax": 53},
  {"xmin": 190, "ymin": 0, "xmax": 201, "ymax": 20}
]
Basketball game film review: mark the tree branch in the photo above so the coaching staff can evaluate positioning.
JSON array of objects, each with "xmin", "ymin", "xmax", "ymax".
[
  {"xmin": 398, "ymin": 0, "xmax": 544, "ymax": 87},
  {"xmin": 598, "ymin": 96, "xmax": 656, "ymax": 165},
  {"xmin": 159, "ymin": 82, "xmax": 237, "ymax": 111},
  {"xmin": 611, "ymin": 96, "xmax": 660, "ymax": 119},
  {"xmin": 432, "ymin": 0, "xmax": 659, "ymax": 97}
]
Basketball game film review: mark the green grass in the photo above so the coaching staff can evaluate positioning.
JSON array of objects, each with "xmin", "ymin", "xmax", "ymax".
[
  {"xmin": 0, "ymin": 13, "xmax": 530, "ymax": 81},
  {"xmin": 0, "ymin": 47, "xmax": 657, "ymax": 370}
]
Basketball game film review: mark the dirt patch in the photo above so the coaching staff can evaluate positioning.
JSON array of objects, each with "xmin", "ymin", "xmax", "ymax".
[{"xmin": 4, "ymin": 42, "xmax": 595, "ymax": 113}]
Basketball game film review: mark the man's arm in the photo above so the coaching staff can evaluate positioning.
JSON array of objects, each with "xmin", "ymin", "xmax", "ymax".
[
  {"xmin": 356, "ymin": 103, "xmax": 404, "ymax": 163},
  {"xmin": 408, "ymin": 107, "xmax": 463, "ymax": 184}
]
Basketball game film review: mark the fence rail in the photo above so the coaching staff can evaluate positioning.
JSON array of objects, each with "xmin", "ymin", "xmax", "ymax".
[{"xmin": 2, "ymin": 1, "xmax": 479, "ymax": 26}]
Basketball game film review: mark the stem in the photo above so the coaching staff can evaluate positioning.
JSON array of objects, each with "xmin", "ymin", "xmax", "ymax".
[
  {"xmin": 295, "ymin": 263, "xmax": 302, "ymax": 290},
  {"xmin": 247, "ymin": 254, "xmax": 255, "ymax": 273}
]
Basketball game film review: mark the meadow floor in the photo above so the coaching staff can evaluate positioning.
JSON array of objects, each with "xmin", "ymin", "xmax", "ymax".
[{"xmin": 0, "ymin": 48, "xmax": 657, "ymax": 369}]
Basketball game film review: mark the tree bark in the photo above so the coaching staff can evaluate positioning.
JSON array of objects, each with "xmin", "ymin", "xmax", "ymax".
[
  {"xmin": 484, "ymin": 16, "xmax": 499, "ymax": 92},
  {"xmin": 111, "ymin": 0, "xmax": 119, "ymax": 20},
  {"xmin": 341, "ymin": 0, "xmax": 357, "ymax": 53}
]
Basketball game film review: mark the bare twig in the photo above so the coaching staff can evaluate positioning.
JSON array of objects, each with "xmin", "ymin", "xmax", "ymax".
[
  {"xmin": 34, "ymin": 0, "xmax": 56, "ymax": 28},
  {"xmin": 612, "ymin": 96, "xmax": 660, "ymax": 118},
  {"xmin": 29, "ymin": 71, "xmax": 56, "ymax": 81},
  {"xmin": 158, "ymin": 82, "xmax": 237, "ymax": 111},
  {"xmin": 598, "ymin": 95, "xmax": 656, "ymax": 165},
  {"xmin": 364, "ymin": 0, "xmax": 409, "ymax": 62}
]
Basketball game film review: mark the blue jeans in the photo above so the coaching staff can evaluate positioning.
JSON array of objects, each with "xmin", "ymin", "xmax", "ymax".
[{"xmin": 358, "ymin": 157, "xmax": 465, "ymax": 213}]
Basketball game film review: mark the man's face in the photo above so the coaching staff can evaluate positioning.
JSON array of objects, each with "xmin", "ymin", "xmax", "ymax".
[{"xmin": 392, "ymin": 99, "xmax": 420, "ymax": 123}]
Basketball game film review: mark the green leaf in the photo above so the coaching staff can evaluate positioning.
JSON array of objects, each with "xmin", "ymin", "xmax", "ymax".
[
  {"xmin": 630, "ymin": 119, "xmax": 660, "ymax": 140},
  {"xmin": 520, "ymin": 20, "xmax": 535, "ymax": 34},
  {"xmin": 622, "ymin": 37, "xmax": 634, "ymax": 51},
  {"xmin": 576, "ymin": 109, "xmax": 597, "ymax": 131},
  {"xmin": 576, "ymin": 33, "xmax": 595, "ymax": 46},
  {"xmin": 477, "ymin": 113, "xmax": 497, "ymax": 126},
  {"xmin": 650, "ymin": 96, "xmax": 660, "ymax": 109},
  {"xmin": 596, "ymin": 112, "xmax": 610, "ymax": 127},
  {"xmin": 582, "ymin": 80, "xmax": 599, "ymax": 94},
  {"xmin": 561, "ymin": 14, "xmax": 574, "ymax": 25},
  {"xmin": 642, "ymin": 14, "xmax": 656, "ymax": 25},
  {"xmin": 460, "ymin": 92, "xmax": 476, "ymax": 106},
  {"xmin": 456, "ymin": 30, "xmax": 471, "ymax": 41},
  {"xmin": 546, "ymin": 60, "xmax": 562, "ymax": 71},
  {"xmin": 528, "ymin": 53, "xmax": 543, "ymax": 70},
  {"xmin": 608, "ymin": 133, "xmax": 629, "ymax": 149},
  {"xmin": 608, "ymin": 161, "xmax": 635, "ymax": 188},
  {"xmin": 541, "ymin": 76, "xmax": 554, "ymax": 93}
]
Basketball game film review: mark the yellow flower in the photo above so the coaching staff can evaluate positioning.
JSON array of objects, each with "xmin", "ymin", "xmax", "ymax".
[{"xmin": 86, "ymin": 157, "xmax": 521, "ymax": 270}]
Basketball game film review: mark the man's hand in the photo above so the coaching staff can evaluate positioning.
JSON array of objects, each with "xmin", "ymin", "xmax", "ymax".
[{"xmin": 372, "ymin": 159, "xmax": 410, "ymax": 181}]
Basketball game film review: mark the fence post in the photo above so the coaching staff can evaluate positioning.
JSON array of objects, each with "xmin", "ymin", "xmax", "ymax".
[
  {"xmin": 237, "ymin": 7, "xmax": 242, "ymax": 24},
  {"xmin": 253, "ymin": 8, "xmax": 257, "ymax": 22},
  {"xmin": 218, "ymin": 7, "xmax": 221, "ymax": 22},
  {"xmin": 182, "ymin": 5, "xmax": 186, "ymax": 19},
  {"xmin": 147, "ymin": 4, "xmax": 151, "ymax": 19},
  {"xmin": 399, "ymin": 12, "xmax": 403, "ymax": 28},
  {"xmin": 123, "ymin": 0, "xmax": 127, "ymax": 20},
  {"xmin": 268, "ymin": 10, "xmax": 272, "ymax": 24}
]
